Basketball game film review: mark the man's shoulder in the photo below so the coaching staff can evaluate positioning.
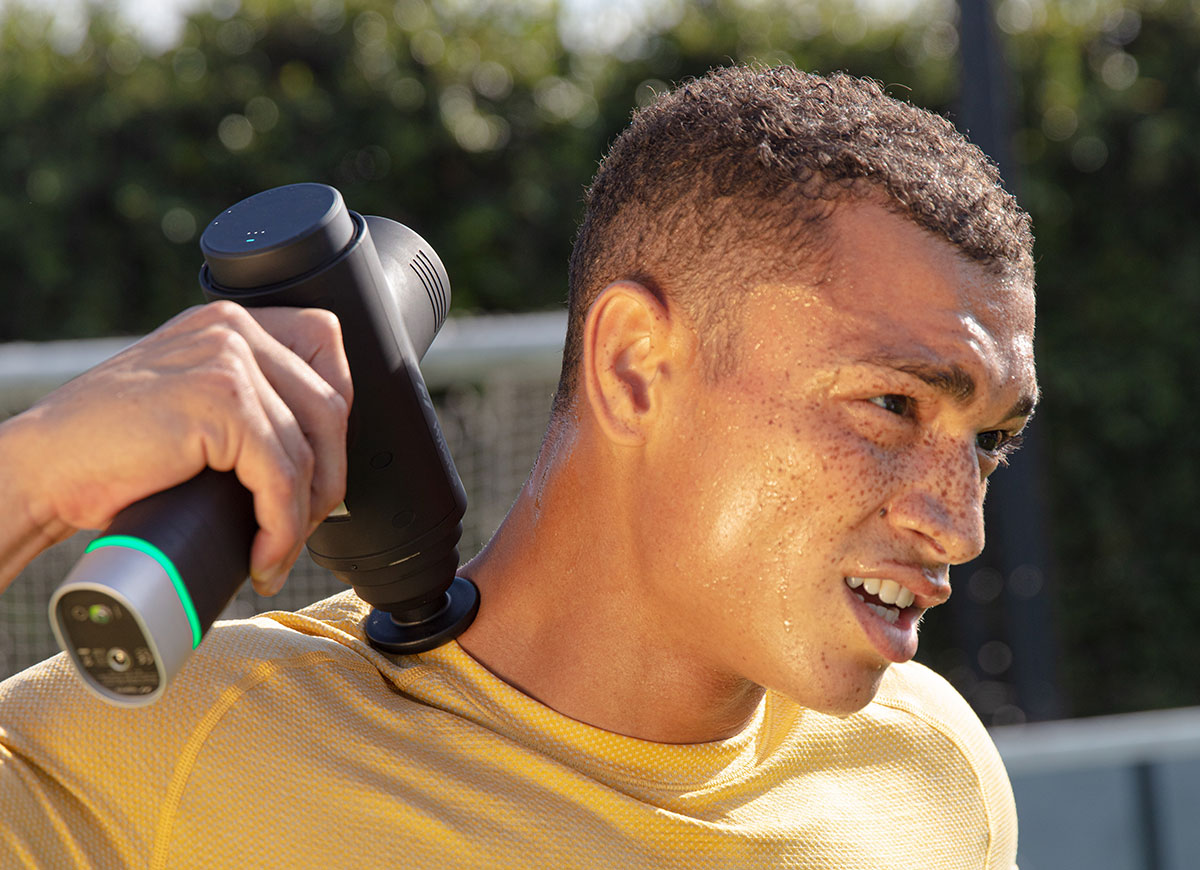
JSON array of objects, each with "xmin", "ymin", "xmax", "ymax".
[
  {"xmin": 0, "ymin": 590, "xmax": 459, "ymax": 867},
  {"xmin": 288, "ymin": 587, "xmax": 374, "ymax": 629},
  {"xmin": 865, "ymin": 661, "xmax": 1015, "ymax": 823},
  {"xmin": 204, "ymin": 587, "xmax": 379, "ymax": 670},
  {"xmin": 870, "ymin": 659, "xmax": 993, "ymax": 750},
  {"xmin": 769, "ymin": 661, "xmax": 1005, "ymax": 778},
  {"xmin": 0, "ymin": 590, "xmax": 386, "ymax": 740}
]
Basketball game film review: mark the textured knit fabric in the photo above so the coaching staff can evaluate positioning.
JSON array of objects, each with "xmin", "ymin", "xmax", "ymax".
[{"xmin": 0, "ymin": 590, "xmax": 1017, "ymax": 869}]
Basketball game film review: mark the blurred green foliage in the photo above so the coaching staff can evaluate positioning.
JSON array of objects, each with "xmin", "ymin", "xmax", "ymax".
[
  {"xmin": 999, "ymin": 0, "xmax": 1200, "ymax": 717},
  {"xmin": 2, "ymin": 0, "xmax": 1197, "ymax": 718},
  {"xmin": 0, "ymin": 0, "xmax": 967, "ymax": 336}
]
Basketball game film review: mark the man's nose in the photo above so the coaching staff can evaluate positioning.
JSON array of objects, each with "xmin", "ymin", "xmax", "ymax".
[{"xmin": 884, "ymin": 438, "xmax": 986, "ymax": 565}]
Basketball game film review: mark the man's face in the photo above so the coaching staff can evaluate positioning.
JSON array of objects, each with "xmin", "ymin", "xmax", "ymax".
[{"xmin": 640, "ymin": 200, "xmax": 1037, "ymax": 715}]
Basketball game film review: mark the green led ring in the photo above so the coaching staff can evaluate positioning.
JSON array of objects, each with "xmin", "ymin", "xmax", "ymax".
[{"xmin": 84, "ymin": 535, "xmax": 202, "ymax": 648}]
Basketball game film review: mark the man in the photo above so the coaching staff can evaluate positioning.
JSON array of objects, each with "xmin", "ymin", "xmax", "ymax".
[{"xmin": 0, "ymin": 66, "xmax": 1034, "ymax": 867}]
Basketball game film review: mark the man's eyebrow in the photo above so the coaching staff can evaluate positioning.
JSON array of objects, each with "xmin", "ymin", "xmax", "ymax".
[
  {"xmin": 858, "ymin": 357, "xmax": 1038, "ymax": 419},
  {"xmin": 859, "ymin": 357, "xmax": 977, "ymax": 402},
  {"xmin": 1005, "ymin": 392, "xmax": 1038, "ymax": 421}
]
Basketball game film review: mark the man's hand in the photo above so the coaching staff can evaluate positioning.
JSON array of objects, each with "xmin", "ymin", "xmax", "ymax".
[{"xmin": 0, "ymin": 302, "xmax": 352, "ymax": 596}]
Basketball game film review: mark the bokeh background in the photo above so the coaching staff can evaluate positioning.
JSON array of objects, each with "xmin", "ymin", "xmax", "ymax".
[
  {"xmin": 4, "ymin": 3, "xmax": 1200, "ymax": 866},
  {"xmin": 2, "ymin": 0, "xmax": 1197, "ymax": 724}
]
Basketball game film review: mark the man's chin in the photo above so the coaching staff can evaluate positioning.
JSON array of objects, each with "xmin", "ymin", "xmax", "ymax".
[{"xmin": 782, "ymin": 660, "xmax": 890, "ymax": 718}]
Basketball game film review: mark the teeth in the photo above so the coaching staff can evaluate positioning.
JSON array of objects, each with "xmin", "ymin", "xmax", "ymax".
[
  {"xmin": 852, "ymin": 591, "xmax": 900, "ymax": 623},
  {"xmin": 845, "ymin": 577, "xmax": 917, "ymax": 610},
  {"xmin": 878, "ymin": 579, "xmax": 900, "ymax": 605},
  {"xmin": 866, "ymin": 602, "xmax": 900, "ymax": 624}
]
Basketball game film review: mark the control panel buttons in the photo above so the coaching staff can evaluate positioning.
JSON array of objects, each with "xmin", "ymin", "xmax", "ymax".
[{"xmin": 106, "ymin": 648, "xmax": 131, "ymax": 672}]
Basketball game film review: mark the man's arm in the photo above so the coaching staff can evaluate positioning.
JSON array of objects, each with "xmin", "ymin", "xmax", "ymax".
[
  {"xmin": 0, "ymin": 302, "xmax": 353, "ymax": 597},
  {"xmin": 0, "ymin": 416, "xmax": 73, "ymax": 591}
]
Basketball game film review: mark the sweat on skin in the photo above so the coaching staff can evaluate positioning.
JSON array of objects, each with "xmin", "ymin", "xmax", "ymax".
[{"xmin": 455, "ymin": 198, "xmax": 1038, "ymax": 744}]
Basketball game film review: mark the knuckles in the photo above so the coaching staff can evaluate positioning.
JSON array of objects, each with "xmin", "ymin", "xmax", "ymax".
[
  {"xmin": 293, "ymin": 306, "xmax": 343, "ymax": 342},
  {"xmin": 187, "ymin": 331, "xmax": 257, "ymax": 400},
  {"xmin": 131, "ymin": 302, "xmax": 351, "ymax": 499},
  {"xmin": 164, "ymin": 300, "xmax": 252, "ymax": 334},
  {"xmin": 291, "ymin": 435, "xmax": 316, "ymax": 482},
  {"xmin": 320, "ymin": 388, "xmax": 352, "ymax": 431}
]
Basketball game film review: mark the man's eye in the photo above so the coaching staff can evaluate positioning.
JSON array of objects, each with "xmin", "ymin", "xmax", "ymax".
[
  {"xmin": 976, "ymin": 431, "xmax": 1003, "ymax": 452},
  {"xmin": 867, "ymin": 394, "xmax": 913, "ymax": 416},
  {"xmin": 977, "ymin": 430, "xmax": 1026, "ymax": 459}
]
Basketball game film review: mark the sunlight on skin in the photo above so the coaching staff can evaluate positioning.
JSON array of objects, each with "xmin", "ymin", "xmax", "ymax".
[{"xmin": 456, "ymin": 200, "xmax": 1036, "ymax": 744}]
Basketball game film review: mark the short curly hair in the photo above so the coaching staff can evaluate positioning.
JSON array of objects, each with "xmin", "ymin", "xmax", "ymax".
[{"xmin": 553, "ymin": 65, "xmax": 1034, "ymax": 415}]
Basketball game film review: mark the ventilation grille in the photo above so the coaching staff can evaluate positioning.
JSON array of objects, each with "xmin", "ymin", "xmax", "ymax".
[{"xmin": 409, "ymin": 249, "xmax": 447, "ymax": 329}]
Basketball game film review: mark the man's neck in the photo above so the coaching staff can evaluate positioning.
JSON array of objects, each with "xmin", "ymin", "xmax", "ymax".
[{"xmin": 456, "ymin": 428, "xmax": 765, "ymax": 745}]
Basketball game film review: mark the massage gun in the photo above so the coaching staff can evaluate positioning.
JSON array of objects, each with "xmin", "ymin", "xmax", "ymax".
[{"xmin": 49, "ymin": 183, "xmax": 479, "ymax": 706}]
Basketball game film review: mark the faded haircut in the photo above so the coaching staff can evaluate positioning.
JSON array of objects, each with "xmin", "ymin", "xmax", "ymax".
[{"xmin": 552, "ymin": 64, "xmax": 1034, "ymax": 416}]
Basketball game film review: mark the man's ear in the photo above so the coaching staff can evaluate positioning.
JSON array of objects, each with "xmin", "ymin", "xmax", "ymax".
[{"xmin": 582, "ymin": 281, "xmax": 681, "ymax": 446}]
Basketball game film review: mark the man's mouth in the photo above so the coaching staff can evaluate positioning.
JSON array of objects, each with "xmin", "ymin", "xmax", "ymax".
[{"xmin": 844, "ymin": 576, "xmax": 915, "ymax": 625}]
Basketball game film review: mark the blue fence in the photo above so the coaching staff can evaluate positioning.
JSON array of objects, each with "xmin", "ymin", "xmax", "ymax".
[{"xmin": 992, "ymin": 706, "xmax": 1200, "ymax": 870}]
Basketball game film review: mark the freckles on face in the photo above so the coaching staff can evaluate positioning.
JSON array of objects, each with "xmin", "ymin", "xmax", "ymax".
[
  {"xmin": 639, "ymin": 202, "xmax": 1035, "ymax": 714},
  {"xmin": 643, "ymin": 355, "xmax": 934, "ymax": 714},
  {"xmin": 683, "ymin": 387, "xmax": 894, "ymax": 610}
]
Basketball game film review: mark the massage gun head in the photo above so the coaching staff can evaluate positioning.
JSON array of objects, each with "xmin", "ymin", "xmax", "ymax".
[{"xmin": 200, "ymin": 183, "xmax": 477, "ymax": 654}]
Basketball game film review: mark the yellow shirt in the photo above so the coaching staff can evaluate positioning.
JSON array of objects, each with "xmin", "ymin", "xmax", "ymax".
[{"xmin": 1, "ymin": 590, "xmax": 1017, "ymax": 868}]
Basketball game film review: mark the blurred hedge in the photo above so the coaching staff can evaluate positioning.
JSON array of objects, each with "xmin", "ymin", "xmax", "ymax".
[{"xmin": 2, "ymin": 0, "xmax": 1197, "ymax": 718}]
